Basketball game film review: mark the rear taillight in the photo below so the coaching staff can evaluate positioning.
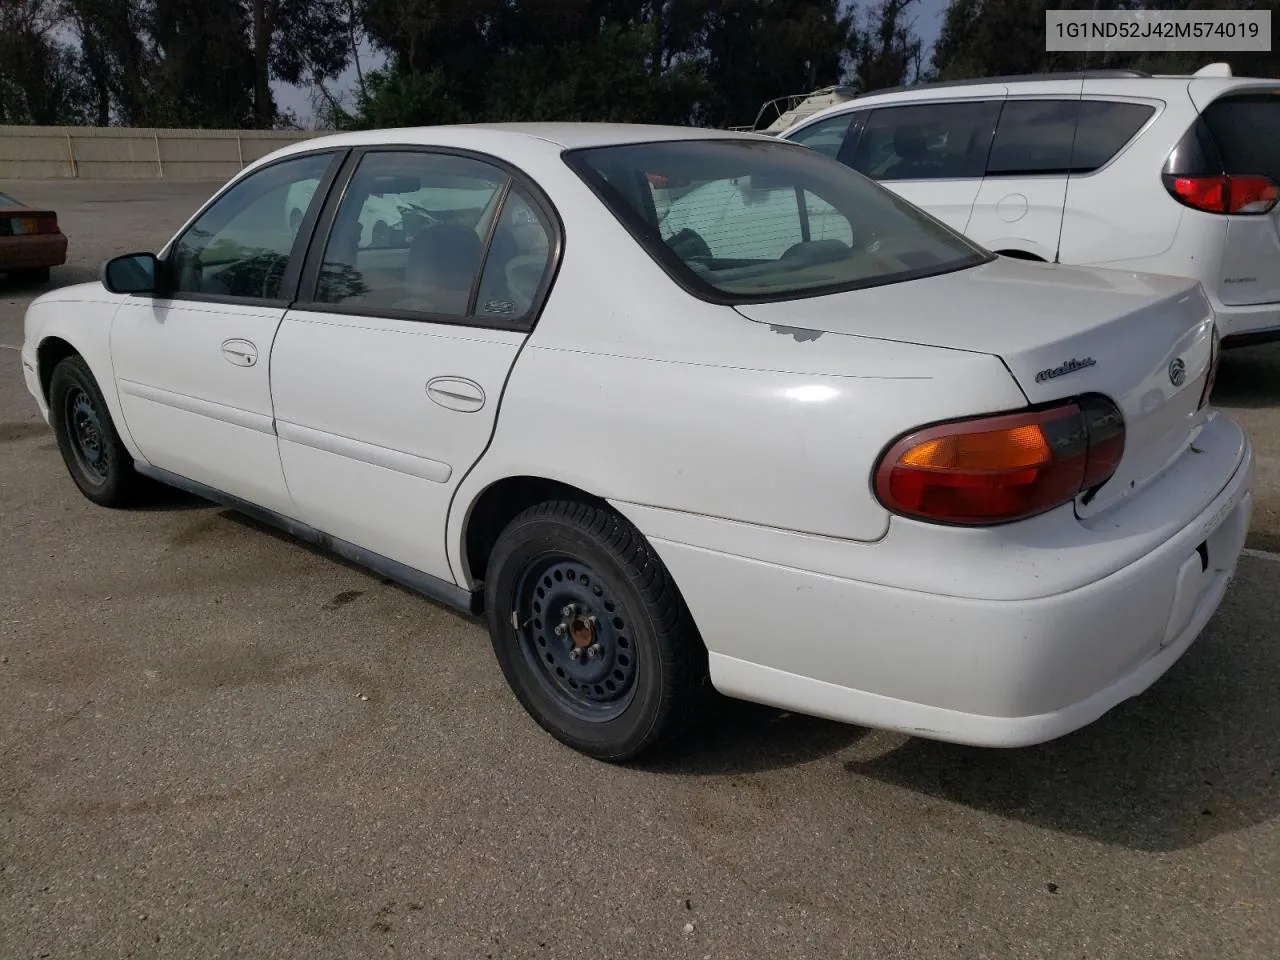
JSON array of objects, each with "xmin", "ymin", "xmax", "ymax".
[
  {"xmin": 1163, "ymin": 173, "xmax": 1279, "ymax": 214},
  {"xmin": 35, "ymin": 214, "xmax": 58, "ymax": 234},
  {"xmin": 874, "ymin": 396, "xmax": 1126, "ymax": 526}
]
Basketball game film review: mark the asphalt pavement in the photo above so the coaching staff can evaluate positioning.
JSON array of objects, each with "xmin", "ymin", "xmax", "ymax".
[{"xmin": 1, "ymin": 180, "xmax": 1277, "ymax": 960}]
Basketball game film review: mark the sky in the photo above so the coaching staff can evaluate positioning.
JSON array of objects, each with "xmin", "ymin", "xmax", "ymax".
[{"xmin": 273, "ymin": 0, "xmax": 951, "ymax": 128}]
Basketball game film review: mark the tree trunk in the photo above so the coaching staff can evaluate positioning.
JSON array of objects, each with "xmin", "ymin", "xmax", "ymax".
[{"xmin": 253, "ymin": 0, "xmax": 273, "ymax": 128}]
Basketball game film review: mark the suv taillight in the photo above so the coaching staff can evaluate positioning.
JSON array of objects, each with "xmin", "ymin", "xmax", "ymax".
[
  {"xmin": 874, "ymin": 397, "xmax": 1125, "ymax": 526},
  {"xmin": 1163, "ymin": 173, "xmax": 1279, "ymax": 215}
]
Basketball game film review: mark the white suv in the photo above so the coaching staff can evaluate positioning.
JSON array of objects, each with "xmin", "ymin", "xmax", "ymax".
[{"xmin": 779, "ymin": 64, "xmax": 1280, "ymax": 348}]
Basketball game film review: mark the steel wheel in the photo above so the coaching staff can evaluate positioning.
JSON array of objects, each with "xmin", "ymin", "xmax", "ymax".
[
  {"xmin": 63, "ymin": 385, "xmax": 111, "ymax": 485},
  {"xmin": 48, "ymin": 354, "xmax": 149, "ymax": 508},
  {"xmin": 485, "ymin": 499, "xmax": 708, "ymax": 761},
  {"xmin": 513, "ymin": 553, "xmax": 639, "ymax": 722}
]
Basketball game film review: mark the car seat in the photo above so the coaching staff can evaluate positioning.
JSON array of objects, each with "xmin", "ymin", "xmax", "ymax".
[{"xmin": 392, "ymin": 223, "xmax": 484, "ymax": 315}]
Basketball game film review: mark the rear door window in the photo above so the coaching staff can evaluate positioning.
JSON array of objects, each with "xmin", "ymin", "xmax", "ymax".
[
  {"xmin": 847, "ymin": 100, "xmax": 1000, "ymax": 181},
  {"xmin": 314, "ymin": 151, "xmax": 508, "ymax": 317},
  {"xmin": 987, "ymin": 100, "xmax": 1079, "ymax": 176}
]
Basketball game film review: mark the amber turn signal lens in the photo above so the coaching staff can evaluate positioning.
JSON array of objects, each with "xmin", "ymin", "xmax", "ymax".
[{"xmin": 874, "ymin": 398, "xmax": 1125, "ymax": 525}]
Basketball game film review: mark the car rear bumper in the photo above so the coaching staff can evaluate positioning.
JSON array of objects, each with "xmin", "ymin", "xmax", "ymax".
[
  {"xmin": 635, "ymin": 416, "xmax": 1254, "ymax": 748},
  {"xmin": 0, "ymin": 234, "xmax": 67, "ymax": 271}
]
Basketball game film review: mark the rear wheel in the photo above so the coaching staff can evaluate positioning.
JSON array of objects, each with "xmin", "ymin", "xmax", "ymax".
[
  {"xmin": 49, "ymin": 355, "xmax": 148, "ymax": 507},
  {"xmin": 485, "ymin": 500, "xmax": 707, "ymax": 761}
]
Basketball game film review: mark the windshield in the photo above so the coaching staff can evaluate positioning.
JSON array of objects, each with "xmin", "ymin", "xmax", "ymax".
[{"xmin": 564, "ymin": 138, "xmax": 990, "ymax": 302}]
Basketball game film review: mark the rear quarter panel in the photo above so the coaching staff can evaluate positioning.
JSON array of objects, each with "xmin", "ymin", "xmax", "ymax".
[{"xmin": 446, "ymin": 175, "xmax": 1029, "ymax": 586}]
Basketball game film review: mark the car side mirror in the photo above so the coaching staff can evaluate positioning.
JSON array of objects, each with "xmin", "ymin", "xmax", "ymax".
[{"xmin": 101, "ymin": 252, "xmax": 159, "ymax": 295}]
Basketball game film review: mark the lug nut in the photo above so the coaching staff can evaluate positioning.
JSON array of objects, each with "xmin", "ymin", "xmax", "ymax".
[
  {"xmin": 569, "ymin": 647, "xmax": 581, "ymax": 661},
  {"xmin": 562, "ymin": 605, "xmax": 574, "ymax": 616},
  {"xmin": 554, "ymin": 624, "xmax": 565, "ymax": 636},
  {"xmin": 587, "ymin": 643, "xmax": 603, "ymax": 660}
]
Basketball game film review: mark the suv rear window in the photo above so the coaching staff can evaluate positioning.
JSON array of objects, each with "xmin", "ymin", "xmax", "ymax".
[
  {"xmin": 564, "ymin": 138, "xmax": 991, "ymax": 303},
  {"xmin": 1200, "ymin": 92, "xmax": 1280, "ymax": 179}
]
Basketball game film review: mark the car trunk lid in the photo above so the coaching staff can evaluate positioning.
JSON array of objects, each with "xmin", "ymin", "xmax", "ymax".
[{"xmin": 733, "ymin": 256, "xmax": 1217, "ymax": 518}]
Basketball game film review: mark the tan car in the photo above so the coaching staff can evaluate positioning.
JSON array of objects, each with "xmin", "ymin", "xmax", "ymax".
[{"xmin": 0, "ymin": 191, "xmax": 67, "ymax": 283}]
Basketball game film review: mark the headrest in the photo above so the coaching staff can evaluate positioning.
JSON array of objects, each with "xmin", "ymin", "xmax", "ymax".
[
  {"xmin": 405, "ymin": 223, "xmax": 484, "ymax": 296},
  {"xmin": 893, "ymin": 125, "xmax": 928, "ymax": 161}
]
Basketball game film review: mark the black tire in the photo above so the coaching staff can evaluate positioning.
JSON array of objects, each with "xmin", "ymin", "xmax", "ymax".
[
  {"xmin": 48, "ymin": 354, "xmax": 147, "ymax": 507},
  {"xmin": 485, "ymin": 500, "xmax": 707, "ymax": 761}
]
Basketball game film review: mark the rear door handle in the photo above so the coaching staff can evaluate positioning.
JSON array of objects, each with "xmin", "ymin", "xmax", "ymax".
[
  {"xmin": 427, "ymin": 376, "xmax": 486, "ymax": 413},
  {"xmin": 221, "ymin": 339, "xmax": 258, "ymax": 367}
]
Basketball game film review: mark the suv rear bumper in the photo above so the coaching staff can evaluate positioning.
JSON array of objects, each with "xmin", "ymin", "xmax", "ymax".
[{"xmin": 1209, "ymin": 301, "xmax": 1280, "ymax": 348}]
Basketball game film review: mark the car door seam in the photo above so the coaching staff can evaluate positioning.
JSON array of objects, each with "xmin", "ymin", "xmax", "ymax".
[{"xmin": 442, "ymin": 328, "xmax": 537, "ymax": 588}]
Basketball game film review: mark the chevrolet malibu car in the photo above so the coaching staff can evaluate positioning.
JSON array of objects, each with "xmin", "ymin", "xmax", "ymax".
[
  {"xmin": 0, "ymin": 190, "xmax": 67, "ymax": 282},
  {"xmin": 21, "ymin": 123, "xmax": 1253, "ymax": 761}
]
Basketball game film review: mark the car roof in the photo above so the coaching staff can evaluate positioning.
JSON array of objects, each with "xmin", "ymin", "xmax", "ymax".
[
  {"xmin": 783, "ymin": 70, "xmax": 1280, "ymax": 134},
  {"xmin": 274, "ymin": 122, "xmax": 775, "ymax": 159}
]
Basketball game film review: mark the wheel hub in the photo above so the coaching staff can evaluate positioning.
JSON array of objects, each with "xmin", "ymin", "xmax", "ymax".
[
  {"xmin": 514, "ymin": 557, "xmax": 638, "ymax": 720},
  {"xmin": 65, "ymin": 387, "xmax": 109, "ymax": 481}
]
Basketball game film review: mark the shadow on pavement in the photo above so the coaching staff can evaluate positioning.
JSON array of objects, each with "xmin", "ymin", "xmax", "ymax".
[
  {"xmin": 638, "ymin": 696, "xmax": 867, "ymax": 776},
  {"xmin": 131, "ymin": 482, "xmax": 211, "ymax": 512},
  {"xmin": 223, "ymin": 508, "xmax": 864, "ymax": 774},
  {"xmin": 1212, "ymin": 342, "xmax": 1280, "ymax": 408},
  {"xmin": 844, "ymin": 570, "xmax": 1280, "ymax": 852},
  {"xmin": 0, "ymin": 265, "xmax": 97, "ymax": 297}
]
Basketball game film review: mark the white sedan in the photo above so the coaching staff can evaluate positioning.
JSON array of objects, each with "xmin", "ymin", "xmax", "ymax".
[{"xmin": 21, "ymin": 123, "xmax": 1254, "ymax": 761}]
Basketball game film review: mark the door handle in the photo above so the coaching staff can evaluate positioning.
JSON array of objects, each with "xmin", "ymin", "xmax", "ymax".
[
  {"xmin": 221, "ymin": 339, "xmax": 258, "ymax": 367},
  {"xmin": 426, "ymin": 376, "xmax": 485, "ymax": 413}
]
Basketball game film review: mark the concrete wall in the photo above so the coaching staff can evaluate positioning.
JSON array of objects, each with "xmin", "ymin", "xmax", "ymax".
[{"xmin": 0, "ymin": 126, "xmax": 325, "ymax": 180}]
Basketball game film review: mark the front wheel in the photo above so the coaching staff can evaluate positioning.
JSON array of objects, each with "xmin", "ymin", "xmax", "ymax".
[
  {"xmin": 485, "ymin": 500, "xmax": 707, "ymax": 761},
  {"xmin": 49, "ymin": 355, "xmax": 148, "ymax": 507}
]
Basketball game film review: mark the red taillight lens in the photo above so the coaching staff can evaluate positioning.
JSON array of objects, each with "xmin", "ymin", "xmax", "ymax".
[
  {"xmin": 35, "ymin": 214, "xmax": 58, "ymax": 234},
  {"xmin": 1165, "ymin": 174, "xmax": 1279, "ymax": 214},
  {"xmin": 874, "ymin": 397, "xmax": 1125, "ymax": 525}
]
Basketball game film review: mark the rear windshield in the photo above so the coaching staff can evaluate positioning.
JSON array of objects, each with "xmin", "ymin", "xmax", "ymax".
[
  {"xmin": 0, "ymin": 192, "xmax": 19, "ymax": 206},
  {"xmin": 1201, "ymin": 92, "xmax": 1280, "ymax": 179},
  {"xmin": 563, "ymin": 138, "xmax": 991, "ymax": 303}
]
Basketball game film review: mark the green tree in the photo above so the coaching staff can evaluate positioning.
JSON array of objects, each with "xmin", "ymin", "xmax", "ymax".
[
  {"xmin": 0, "ymin": 0, "xmax": 91, "ymax": 124},
  {"xmin": 697, "ymin": 0, "xmax": 853, "ymax": 128},
  {"xmin": 929, "ymin": 0, "xmax": 1280, "ymax": 81},
  {"xmin": 62, "ymin": 0, "xmax": 151, "ymax": 123},
  {"xmin": 148, "ymin": 0, "xmax": 256, "ymax": 127},
  {"xmin": 850, "ymin": 0, "xmax": 923, "ymax": 93},
  {"xmin": 249, "ymin": 0, "xmax": 352, "ymax": 127}
]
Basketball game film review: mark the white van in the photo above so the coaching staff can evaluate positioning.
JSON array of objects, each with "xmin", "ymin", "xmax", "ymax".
[{"xmin": 778, "ymin": 64, "xmax": 1280, "ymax": 347}]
